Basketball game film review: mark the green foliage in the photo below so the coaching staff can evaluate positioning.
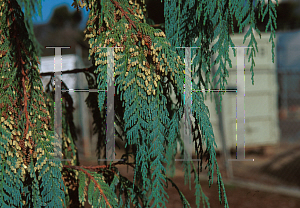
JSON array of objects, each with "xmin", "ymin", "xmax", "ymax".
[
  {"xmin": 0, "ymin": 0, "xmax": 78, "ymax": 207},
  {"xmin": 17, "ymin": 0, "xmax": 44, "ymax": 60},
  {"xmin": 77, "ymin": 168, "xmax": 119, "ymax": 207},
  {"xmin": 0, "ymin": 126, "xmax": 24, "ymax": 208},
  {"xmin": 0, "ymin": 0, "xmax": 278, "ymax": 207}
]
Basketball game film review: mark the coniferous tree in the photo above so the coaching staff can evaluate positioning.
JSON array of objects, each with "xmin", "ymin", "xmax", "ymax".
[{"xmin": 0, "ymin": 0, "xmax": 278, "ymax": 207}]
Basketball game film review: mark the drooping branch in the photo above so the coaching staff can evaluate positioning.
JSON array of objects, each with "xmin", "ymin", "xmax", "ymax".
[
  {"xmin": 149, "ymin": 24, "xmax": 164, "ymax": 28},
  {"xmin": 63, "ymin": 161, "xmax": 135, "ymax": 171},
  {"xmin": 64, "ymin": 166, "xmax": 113, "ymax": 208},
  {"xmin": 8, "ymin": 0, "xmax": 33, "ymax": 142},
  {"xmin": 39, "ymin": 66, "xmax": 95, "ymax": 77},
  {"xmin": 110, "ymin": 0, "xmax": 137, "ymax": 30}
]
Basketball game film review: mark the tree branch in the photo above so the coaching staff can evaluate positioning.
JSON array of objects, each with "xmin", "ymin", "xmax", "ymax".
[
  {"xmin": 39, "ymin": 66, "xmax": 95, "ymax": 77},
  {"xmin": 63, "ymin": 162, "xmax": 135, "ymax": 172},
  {"xmin": 76, "ymin": 167, "xmax": 112, "ymax": 208},
  {"xmin": 110, "ymin": 0, "xmax": 137, "ymax": 30},
  {"xmin": 9, "ymin": 1, "xmax": 32, "ymax": 142}
]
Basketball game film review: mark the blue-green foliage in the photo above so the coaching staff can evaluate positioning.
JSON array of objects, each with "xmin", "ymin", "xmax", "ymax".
[
  {"xmin": 90, "ymin": 0, "xmax": 189, "ymax": 206},
  {"xmin": 17, "ymin": 0, "xmax": 43, "ymax": 59},
  {"xmin": 194, "ymin": 172, "xmax": 210, "ymax": 208},
  {"xmin": 0, "ymin": 123, "xmax": 66, "ymax": 208},
  {"xmin": 35, "ymin": 134, "xmax": 67, "ymax": 208},
  {"xmin": 2, "ymin": 0, "xmax": 276, "ymax": 207},
  {"xmin": 147, "ymin": 89, "xmax": 170, "ymax": 208},
  {"xmin": 163, "ymin": 0, "xmax": 278, "ymax": 206},
  {"xmin": 78, "ymin": 171, "xmax": 86, "ymax": 204},
  {"xmin": 43, "ymin": 68, "xmax": 81, "ymax": 208},
  {"xmin": 0, "ymin": 127, "xmax": 24, "ymax": 208},
  {"xmin": 25, "ymin": 160, "xmax": 43, "ymax": 208},
  {"xmin": 0, "ymin": 0, "xmax": 68, "ymax": 207},
  {"xmin": 261, "ymin": 0, "xmax": 277, "ymax": 63},
  {"xmin": 87, "ymin": 0, "xmax": 278, "ymax": 207},
  {"xmin": 77, "ymin": 168, "xmax": 119, "ymax": 207},
  {"xmin": 0, "ymin": 0, "xmax": 278, "ymax": 207},
  {"xmin": 192, "ymin": 90, "xmax": 218, "ymax": 186},
  {"xmin": 165, "ymin": 105, "xmax": 183, "ymax": 178},
  {"xmin": 116, "ymin": 173, "xmax": 147, "ymax": 207}
]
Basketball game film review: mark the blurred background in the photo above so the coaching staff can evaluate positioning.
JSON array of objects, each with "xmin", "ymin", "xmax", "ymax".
[{"xmin": 29, "ymin": 0, "xmax": 300, "ymax": 207}]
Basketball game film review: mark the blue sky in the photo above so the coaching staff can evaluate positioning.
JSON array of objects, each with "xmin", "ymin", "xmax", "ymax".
[
  {"xmin": 31, "ymin": 0, "xmax": 90, "ymax": 30},
  {"xmin": 28, "ymin": 0, "xmax": 264, "ymax": 31}
]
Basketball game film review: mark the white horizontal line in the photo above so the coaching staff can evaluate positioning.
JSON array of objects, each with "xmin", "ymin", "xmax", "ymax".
[{"xmin": 61, "ymin": 89, "xmax": 106, "ymax": 92}]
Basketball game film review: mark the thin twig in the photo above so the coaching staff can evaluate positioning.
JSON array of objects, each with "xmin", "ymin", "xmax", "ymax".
[
  {"xmin": 77, "ymin": 167, "xmax": 112, "ymax": 208},
  {"xmin": 149, "ymin": 24, "xmax": 164, "ymax": 28},
  {"xmin": 63, "ymin": 162, "xmax": 135, "ymax": 171},
  {"xmin": 39, "ymin": 66, "xmax": 95, "ymax": 77}
]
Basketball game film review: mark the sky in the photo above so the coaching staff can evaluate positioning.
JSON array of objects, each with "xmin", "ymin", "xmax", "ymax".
[
  {"xmin": 28, "ymin": 0, "xmax": 288, "ymax": 30},
  {"xmin": 30, "ymin": 0, "xmax": 90, "ymax": 30}
]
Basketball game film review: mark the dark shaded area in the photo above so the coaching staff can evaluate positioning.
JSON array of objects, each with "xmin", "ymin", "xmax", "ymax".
[
  {"xmin": 262, "ymin": 1, "xmax": 300, "ymax": 32},
  {"xmin": 145, "ymin": 0, "xmax": 165, "ymax": 24},
  {"xmin": 259, "ymin": 145, "xmax": 300, "ymax": 187}
]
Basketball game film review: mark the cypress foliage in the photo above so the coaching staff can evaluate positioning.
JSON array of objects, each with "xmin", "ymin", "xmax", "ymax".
[
  {"xmin": 0, "ymin": 0, "xmax": 278, "ymax": 207},
  {"xmin": 0, "ymin": 0, "xmax": 66, "ymax": 207}
]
